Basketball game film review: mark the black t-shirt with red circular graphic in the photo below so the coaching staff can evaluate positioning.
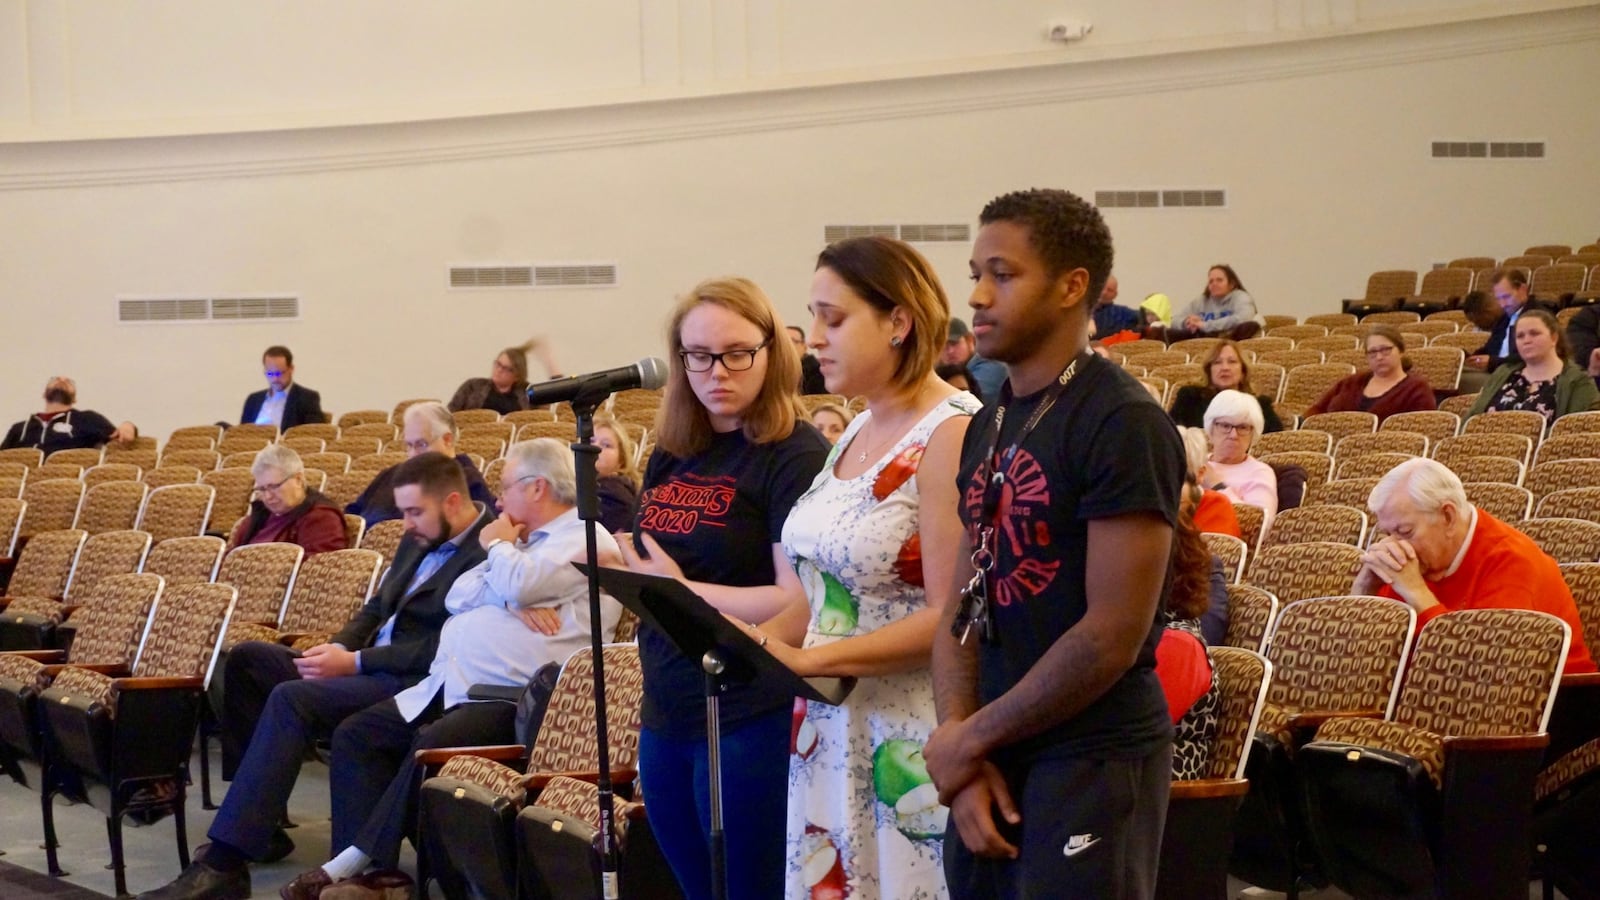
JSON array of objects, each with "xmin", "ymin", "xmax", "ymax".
[
  {"xmin": 956, "ymin": 354, "xmax": 1184, "ymax": 763},
  {"xmin": 635, "ymin": 422, "xmax": 830, "ymax": 737}
]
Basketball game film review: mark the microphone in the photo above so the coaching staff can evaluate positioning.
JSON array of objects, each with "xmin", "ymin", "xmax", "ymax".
[{"xmin": 526, "ymin": 357, "xmax": 669, "ymax": 406}]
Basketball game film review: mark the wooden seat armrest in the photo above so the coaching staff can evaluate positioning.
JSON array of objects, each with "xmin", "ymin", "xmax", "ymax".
[
  {"xmin": 1288, "ymin": 708, "xmax": 1384, "ymax": 744},
  {"xmin": 1168, "ymin": 778, "xmax": 1249, "ymax": 800},
  {"xmin": 5, "ymin": 649, "xmax": 65, "ymax": 663},
  {"xmin": 624, "ymin": 803, "xmax": 651, "ymax": 822},
  {"xmin": 275, "ymin": 632, "xmax": 317, "ymax": 646},
  {"xmin": 523, "ymin": 767, "xmax": 640, "ymax": 792},
  {"xmin": 1559, "ymin": 672, "xmax": 1600, "ymax": 688},
  {"xmin": 1444, "ymin": 733, "xmax": 1549, "ymax": 753},
  {"xmin": 56, "ymin": 604, "xmax": 80, "ymax": 618},
  {"xmin": 111, "ymin": 675, "xmax": 204, "ymax": 692},
  {"xmin": 414, "ymin": 744, "xmax": 527, "ymax": 768}
]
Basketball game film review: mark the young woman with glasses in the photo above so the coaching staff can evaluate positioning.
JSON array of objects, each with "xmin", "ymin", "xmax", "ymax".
[
  {"xmin": 613, "ymin": 277, "xmax": 831, "ymax": 900},
  {"xmin": 1303, "ymin": 325, "xmax": 1435, "ymax": 422}
]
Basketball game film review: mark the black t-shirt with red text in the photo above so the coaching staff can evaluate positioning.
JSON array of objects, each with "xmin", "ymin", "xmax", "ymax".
[
  {"xmin": 635, "ymin": 422, "xmax": 830, "ymax": 737},
  {"xmin": 957, "ymin": 354, "xmax": 1184, "ymax": 762}
]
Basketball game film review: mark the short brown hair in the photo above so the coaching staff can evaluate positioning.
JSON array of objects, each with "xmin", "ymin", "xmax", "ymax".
[
  {"xmin": 263, "ymin": 346, "xmax": 294, "ymax": 366},
  {"xmin": 1199, "ymin": 339, "xmax": 1255, "ymax": 394},
  {"xmin": 654, "ymin": 278, "xmax": 803, "ymax": 458},
  {"xmin": 1518, "ymin": 308, "xmax": 1570, "ymax": 362},
  {"xmin": 815, "ymin": 236, "xmax": 949, "ymax": 392},
  {"xmin": 391, "ymin": 451, "xmax": 468, "ymax": 501},
  {"xmin": 1364, "ymin": 325, "xmax": 1413, "ymax": 372}
]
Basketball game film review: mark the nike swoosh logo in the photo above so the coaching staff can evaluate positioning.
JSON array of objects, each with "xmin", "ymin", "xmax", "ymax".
[{"xmin": 1063, "ymin": 836, "xmax": 1100, "ymax": 857}]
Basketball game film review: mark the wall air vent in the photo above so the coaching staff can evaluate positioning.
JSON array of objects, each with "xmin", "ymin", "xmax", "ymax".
[
  {"xmin": 449, "ymin": 263, "xmax": 618, "ymax": 289},
  {"xmin": 1431, "ymin": 141, "xmax": 1545, "ymax": 158},
  {"xmin": 117, "ymin": 296, "xmax": 298, "ymax": 324},
  {"xmin": 1095, "ymin": 189, "xmax": 1225, "ymax": 209},
  {"xmin": 898, "ymin": 223, "xmax": 971, "ymax": 242},
  {"xmin": 823, "ymin": 225, "xmax": 898, "ymax": 243}
]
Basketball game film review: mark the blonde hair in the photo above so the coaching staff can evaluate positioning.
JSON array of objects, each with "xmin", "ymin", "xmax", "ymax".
[
  {"xmin": 654, "ymin": 277, "xmax": 803, "ymax": 458},
  {"xmin": 594, "ymin": 415, "xmax": 642, "ymax": 489}
]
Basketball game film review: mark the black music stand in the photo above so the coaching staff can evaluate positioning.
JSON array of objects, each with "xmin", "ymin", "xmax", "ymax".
[{"xmin": 584, "ymin": 566, "xmax": 854, "ymax": 900}]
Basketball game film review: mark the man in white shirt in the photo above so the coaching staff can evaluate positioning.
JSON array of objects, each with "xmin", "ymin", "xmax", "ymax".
[{"xmin": 280, "ymin": 438, "xmax": 623, "ymax": 898}]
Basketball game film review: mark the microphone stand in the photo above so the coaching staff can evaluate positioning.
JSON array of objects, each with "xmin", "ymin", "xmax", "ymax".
[{"xmin": 560, "ymin": 385, "xmax": 622, "ymax": 900}]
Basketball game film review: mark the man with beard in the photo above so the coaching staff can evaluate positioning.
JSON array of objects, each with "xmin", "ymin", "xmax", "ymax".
[
  {"xmin": 927, "ymin": 189, "xmax": 1183, "ymax": 900},
  {"xmin": 280, "ymin": 438, "xmax": 625, "ymax": 898},
  {"xmin": 2, "ymin": 375, "xmax": 138, "ymax": 453},
  {"xmin": 138, "ymin": 452, "xmax": 492, "ymax": 900}
]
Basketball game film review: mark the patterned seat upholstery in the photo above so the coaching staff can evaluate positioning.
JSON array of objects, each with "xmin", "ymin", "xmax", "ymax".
[
  {"xmin": 1231, "ymin": 503, "xmax": 1266, "ymax": 557},
  {"xmin": 202, "ymin": 469, "xmax": 257, "ymax": 533},
  {"xmin": 1463, "ymin": 482, "xmax": 1534, "ymax": 522},
  {"xmin": 62, "ymin": 530, "xmax": 151, "ymax": 604},
  {"xmin": 30, "ymin": 464, "xmax": 83, "ymax": 482},
  {"xmin": 302, "ymin": 452, "xmax": 352, "ymax": 475},
  {"xmin": 1550, "ymin": 411, "xmax": 1600, "ymax": 438},
  {"xmin": 2, "ymin": 529, "xmax": 87, "ymax": 602},
  {"xmin": 217, "ymin": 541, "xmax": 304, "ymax": 628},
  {"xmin": 1435, "ymin": 430, "xmax": 1534, "ymax": 467},
  {"xmin": 45, "ymin": 448, "xmax": 103, "ymax": 469},
  {"xmin": 83, "ymin": 463, "xmax": 144, "ymax": 488},
  {"xmin": 1514, "ymin": 518, "xmax": 1600, "ymax": 564},
  {"xmin": 358, "ymin": 519, "xmax": 408, "ymax": 569},
  {"xmin": 1265, "ymin": 325, "xmax": 1328, "ymax": 343},
  {"xmin": 1463, "ymin": 409, "xmax": 1547, "ymax": 445},
  {"xmin": 278, "ymin": 436, "xmax": 325, "ymax": 456},
  {"xmin": 1407, "ymin": 347, "xmax": 1465, "ymax": 392},
  {"xmin": 336, "ymin": 410, "xmax": 389, "ymax": 428},
  {"xmin": 1259, "ymin": 596, "xmax": 1414, "ymax": 742},
  {"xmin": 1534, "ymin": 432, "xmax": 1600, "ymax": 466},
  {"xmin": 1536, "ymin": 487, "xmax": 1600, "ymax": 524},
  {"xmin": 1253, "ymin": 430, "xmax": 1332, "ymax": 456},
  {"xmin": 159, "ymin": 448, "xmax": 220, "ymax": 471},
  {"xmin": 99, "ymin": 444, "xmax": 156, "ymax": 471},
  {"xmin": 1237, "ymin": 337, "xmax": 1295, "ymax": 359},
  {"xmin": 322, "ymin": 471, "xmax": 377, "ymax": 510},
  {"xmin": 1299, "ymin": 411, "xmax": 1379, "ymax": 442},
  {"xmin": 350, "ymin": 452, "xmax": 407, "ymax": 475},
  {"xmin": 1309, "ymin": 477, "xmax": 1379, "ymax": 510},
  {"xmin": 1257, "ymin": 451, "xmax": 1333, "ymax": 495},
  {"xmin": 1149, "ymin": 363, "xmax": 1207, "ymax": 392},
  {"xmin": 63, "ymin": 572, "xmax": 164, "ymax": 666},
  {"xmin": 0, "ymin": 448, "xmax": 43, "ymax": 468},
  {"xmin": 1202, "ymin": 533, "xmax": 1248, "ymax": 583},
  {"xmin": 278, "ymin": 549, "xmax": 381, "ymax": 634},
  {"xmin": 1334, "ymin": 431, "xmax": 1429, "ymax": 461},
  {"xmin": 136, "ymin": 483, "xmax": 215, "ymax": 543},
  {"xmin": 283, "ymin": 423, "xmax": 341, "ymax": 443},
  {"xmin": 1223, "ymin": 584, "xmax": 1278, "ymax": 652},
  {"xmin": 1528, "ymin": 459, "xmax": 1600, "ymax": 502},
  {"xmin": 19, "ymin": 479, "xmax": 84, "ymax": 539},
  {"xmin": 143, "ymin": 465, "xmax": 202, "ymax": 489},
  {"xmin": 217, "ymin": 425, "xmax": 277, "ymax": 457},
  {"xmin": 1299, "ymin": 608, "xmax": 1569, "ymax": 900},
  {"xmin": 142, "ymin": 535, "xmax": 226, "ymax": 585},
  {"xmin": 73, "ymin": 481, "xmax": 148, "ymax": 535},
  {"xmin": 1333, "ymin": 451, "xmax": 1415, "ymax": 481},
  {"xmin": 1263, "ymin": 505, "xmax": 1367, "ymax": 548},
  {"xmin": 1247, "ymin": 542, "xmax": 1365, "ymax": 603},
  {"xmin": 517, "ymin": 422, "xmax": 580, "ymax": 443},
  {"xmin": 1450, "ymin": 455, "xmax": 1526, "ymax": 486},
  {"xmin": 0, "ymin": 498, "xmax": 25, "ymax": 557},
  {"xmin": 327, "ymin": 437, "xmax": 382, "ymax": 458},
  {"xmin": 1380, "ymin": 410, "xmax": 1460, "ymax": 444}
]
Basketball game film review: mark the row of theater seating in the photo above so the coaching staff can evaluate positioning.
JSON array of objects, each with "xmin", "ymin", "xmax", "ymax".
[{"xmin": 1341, "ymin": 240, "xmax": 1600, "ymax": 313}]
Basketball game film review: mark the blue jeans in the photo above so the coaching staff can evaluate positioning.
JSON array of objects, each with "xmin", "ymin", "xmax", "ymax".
[{"xmin": 638, "ymin": 709, "xmax": 790, "ymax": 900}]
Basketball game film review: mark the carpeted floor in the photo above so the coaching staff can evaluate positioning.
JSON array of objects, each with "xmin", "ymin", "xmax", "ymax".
[{"xmin": 0, "ymin": 859, "xmax": 110, "ymax": 899}]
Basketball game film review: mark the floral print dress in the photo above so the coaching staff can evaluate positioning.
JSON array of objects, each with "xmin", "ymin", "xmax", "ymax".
[{"xmin": 781, "ymin": 394, "xmax": 979, "ymax": 900}]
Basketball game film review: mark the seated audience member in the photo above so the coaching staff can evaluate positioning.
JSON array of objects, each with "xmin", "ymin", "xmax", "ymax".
[
  {"xmin": 1566, "ymin": 302, "xmax": 1600, "ymax": 389},
  {"xmin": 2, "ymin": 376, "xmax": 137, "ymax": 453},
  {"xmin": 1200, "ymin": 390, "xmax": 1279, "ymax": 531},
  {"xmin": 346, "ymin": 402, "xmax": 495, "ymax": 527},
  {"xmin": 1354, "ymin": 457, "xmax": 1595, "ymax": 674},
  {"xmin": 943, "ymin": 317, "xmax": 1006, "ymax": 401},
  {"xmin": 240, "ymin": 345, "xmax": 324, "ymax": 430},
  {"xmin": 1165, "ymin": 264, "xmax": 1263, "ymax": 341},
  {"xmin": 934, "ymin": 363, "xmax": 985, "ymax": 405},
  {"xmin": 1159, "ymin": 508, "xmax": 1225, "ymax": 778},
  {"xmin": 230, "ymin": 444, "xmax": 347, "ymax": 554},
  {"xmin": 593, "ymin": 416, "xmax": 642, "ymax": 534},
  {"xmin": 1169, "ymin": 339, "xmax": 1285, "ymax": 433},
  {"xmin": 1461, "ymin": 289, "xmax": 1502, "ymax": 333},
  {"xmin": 1141, "ymin": 291, "xmax": 1172, "ymax": 332},
  {"xmin": 808, "ymin": 402, "xmax": 853, "ymax": 445},
  {"xmin": 1466, "ymin": 308, "xmax": 1600, "ymax": 425},
  {"xmin": 1467, "ymin": 269, "xmax": 1548, "ymax": 372},
  {"xmin": 1179, "ymin": 426, "xmax": 1241, "ymax": 539},
  {"xmin": 282, "ymin": 439, "xmax": 625, "ymax": 898},
  {"xmin": 141, "ymin": 452, "xmax": 494, "ymax": 900},
  {"xmin": 1305, "ymin": 325, "xmax": 1436, "ymax": 422},
  {"xmin": 447, "ymin": 336, "xmax": 560, "ymax": 414},
  {"xmin": 787, "ymin": 325, "xmax": 828, "ymax": 395},
  {"xmin": 1092, "ymin": 274, "xmax": 1144, "ymax": 339}
]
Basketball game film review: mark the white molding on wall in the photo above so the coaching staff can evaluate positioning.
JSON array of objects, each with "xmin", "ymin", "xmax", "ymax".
[{"xmin": 1, "ymin": 5, "xmax": 1595, "ymax": 192}]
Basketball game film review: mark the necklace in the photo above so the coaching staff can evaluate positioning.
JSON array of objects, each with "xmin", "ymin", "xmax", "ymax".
[{"xmin": 853, "ymin": 419, "xmax": 901, "ymax": 464}]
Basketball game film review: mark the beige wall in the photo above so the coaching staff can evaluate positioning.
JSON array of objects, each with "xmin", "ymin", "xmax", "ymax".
[{"xmin": 1, "ymin": 2, "xmax": 1597, "ymax": 437}]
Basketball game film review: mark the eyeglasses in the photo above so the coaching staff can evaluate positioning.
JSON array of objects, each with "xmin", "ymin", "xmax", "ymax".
[
  {"xmin": 252, "ymin": 473, "xmax": 300, "ymax": 496},
  {"xmin": 403, "ymin": 439, "xmax": 435, "ymax": 453},
  {"xmin": 1365, "ymin": 345, "xmax": 1397, "ymax": 358},
  {"xmin": 679, "ymin": 341, "xmax": 769, "ymax": 373},
  {"xmin": 1210, "ymin": 421, "xmax": 1254, "ymax": 436},
  {"xmin": 499, "ymin": 473, "xmax": 543, "ymax": 494},
  {"xmin": 264, "ymin": 370, "xmax": 286, "ymax": 378}
]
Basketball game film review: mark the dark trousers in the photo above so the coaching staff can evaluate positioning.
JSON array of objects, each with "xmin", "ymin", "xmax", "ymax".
[
  {"xmin": 219, "ymin": 641, "xmax": 299, "ymax": 780},
  {"xmin": 637, "ymin": 709, "xmax": 789, "ymax": 900},
  {"xmin": 208, "ymin": 643, "xmax": 401, "ymax": 859},
  {"xmin": 944, "ymin": 747, "xmax": 1172, "ymax": 900},
  {"xmin": 330, "ymin": 696, "xmax": 517, "ymax": 868},
  {"xmin": 1158, "ymin": 322, "xmax": 1262, "ymax": 343}
]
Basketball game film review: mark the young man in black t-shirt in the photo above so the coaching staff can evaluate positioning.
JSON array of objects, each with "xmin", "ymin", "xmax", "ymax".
[{"xmin": 926, "ymin": 189, "xmax": 1186, "ymax": 899}]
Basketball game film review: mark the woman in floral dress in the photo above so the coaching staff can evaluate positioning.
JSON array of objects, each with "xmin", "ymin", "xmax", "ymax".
[{"xmin": 755, "ymin": 236, "xmax": 976, "ymax": 900}]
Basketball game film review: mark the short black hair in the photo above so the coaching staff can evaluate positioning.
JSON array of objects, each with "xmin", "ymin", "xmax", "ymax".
[
  {"xmin": 263, "ymin": 345, "xmax": 294, "ymax": 366},
  {"xmin": 979, "ymin": 188, "xmax": 1114, "ymax": 300},
  {"xmin": 1461, "ymin": 290, "xmax": 1495, "ymax": 317},
  {"xmin": 785, "ymin": 325, "xmax": 805, "ymax": 340},
  {"xmin": 391, "ymin": 451, "xmax": 468, "ymax": 501}
]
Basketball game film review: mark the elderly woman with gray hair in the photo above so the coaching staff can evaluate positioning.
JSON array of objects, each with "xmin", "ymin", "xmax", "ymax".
[
  {"xmin": 1200, "ymin": 389, "xmax": 1279, "ymax": 530},
  {"xmin": 231, "ymin": 443, "xmax": 348, "ymax": 554}
]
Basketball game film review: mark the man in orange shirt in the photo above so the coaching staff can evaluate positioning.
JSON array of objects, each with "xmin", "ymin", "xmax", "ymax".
[{"xmin": 1354, "ymin": 457, "xmax": 1595, "ymax": 674}]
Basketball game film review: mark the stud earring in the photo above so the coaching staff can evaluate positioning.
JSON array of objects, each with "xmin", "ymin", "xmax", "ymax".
[{"xmin": 890, "ymin": 336, "xmax": 904, "ymax": 348}]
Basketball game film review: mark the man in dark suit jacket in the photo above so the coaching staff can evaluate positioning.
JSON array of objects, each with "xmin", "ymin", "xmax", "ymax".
[
  {"xmin": 141, "ymin": 453, "xmax": 489, "ymax": 900},
  {"xmin": 1468, "ymin": 270, "xmax": 1548, "ymax": 372},
  {"xmin": 240, "ymin": 344, "xmax": 325, "ymax": 430}
]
